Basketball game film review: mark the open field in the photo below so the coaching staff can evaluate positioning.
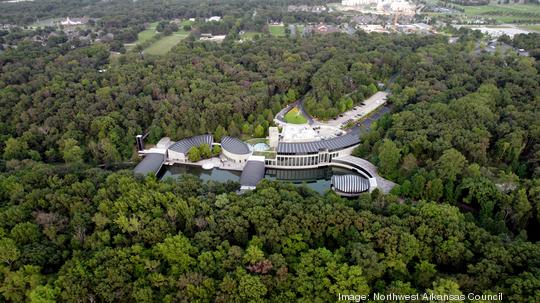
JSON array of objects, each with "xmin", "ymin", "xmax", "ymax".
[
  {"xmin": 128, "ymin": 20, "xmax": 193, "ymax": 53},
  {"xmin": 284, "ymin": 107, "xmax": 308, "ymax": 124},
  {"xmin": 143, "ymin": 32, "xmax": 188, "ymax": 55},
  {"xmin": 458, "ymin": 4, "xmax": 540, "ymax": 23},
  {"xmin": 125, "ymin": 22, "xmax": 158, "ymax": 51},
  {"xmin": 269, "ymin": 24, "xmax": 286, "ymax": 37},
  {"xmin": 520, "ymin": 24, "xmax": 540, "ymax": 32}
]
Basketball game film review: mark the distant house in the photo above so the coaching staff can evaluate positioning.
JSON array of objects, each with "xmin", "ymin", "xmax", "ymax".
[
  {"xmin": 200, "ymin": 34, "xmax": 226, "ymax": 42},
  {"xmin": 61, "ymin": 17, "xmax": 87, "ymax": 26},
  {"xmin": 312, "ymin": 23, "xmax": 339, "ymax": 34},
  {"xmin": 518, "ymin": 49, "xmax": 530, "ymax": 57},
  {"xmin": 288, "ymin": 5, "xmax": 327, "ymax": 13},
  {"xmin": 206, "ymin": 16, "xmax": 221, "ymax": 22},
  {"xmin": 342, "ymin": 0, "xmax": 377, "ymax": 5}
]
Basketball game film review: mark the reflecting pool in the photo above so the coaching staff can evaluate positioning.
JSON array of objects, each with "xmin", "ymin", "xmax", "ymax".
[
  {"xmin": 158, "ymin": 164, "xmax": 364, "ymax": 194},
  {"xmin": 250, "ymin": 143, "xmax": 270, "ymax": 152}
]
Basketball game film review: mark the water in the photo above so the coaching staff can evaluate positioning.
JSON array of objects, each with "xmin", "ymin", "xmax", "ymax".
[
  {"xmin": 158, "ymin": 164, "xmax": 363, "ymax": 194},
  {"xmin": 159, "ymin": 164, "xmax": 241, "ymax": 183},
  {"xmin": 265, "ymin": 166, "xmax": 362, "ymax": 194},
  {"xmin": 251, "ymin": 143, "xmax": 270, "ymax": 152}
]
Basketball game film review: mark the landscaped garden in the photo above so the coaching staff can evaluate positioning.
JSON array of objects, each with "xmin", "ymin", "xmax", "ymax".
[{"xmin": 284, "ymin": 107, "xmax": 308, "ymax": 124}]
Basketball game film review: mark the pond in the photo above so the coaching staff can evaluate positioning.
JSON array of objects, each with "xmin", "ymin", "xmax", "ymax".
[
  {"xmin": 158, "ymin": 164, "xmax": 242, "ymax": 183},
  {"xmin": 158, "ymin": 164, "xmax": 364, "ymax": 194}
]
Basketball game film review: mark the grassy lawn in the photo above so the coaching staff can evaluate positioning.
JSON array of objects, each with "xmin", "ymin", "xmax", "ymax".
[
  {"xmin": 269, "ymin": 24, "xmax": 286, "ymax": 37},
  {"xmin": 458, "ymin": 4, "xmax": 540, "ymax": 23},
  {"xmin": 136, "ymin": 22, "xmax": 159, "ymax": 44},
  {"xmin": 126, "ymin": 22, "xmax": 158, "ymax": 51},
  {"xmin": 284, "ymin": 107, "xmax": 308, "ymax": 124},
  {"xmin": 241, "ymin": 31, "xmax": 262, "ymax": 41},
  {"xmin": 143, "ymin": 32, "xmax": 188, "ymax": 55},
  {"xmin": 180, "ymin": 19, "xmax": 193, "ymax": 27}
]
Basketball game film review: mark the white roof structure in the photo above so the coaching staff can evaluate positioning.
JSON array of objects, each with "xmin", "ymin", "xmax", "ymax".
[
  {"xmin": 281, "ymin": 124, "xmax": 320, "ymax": 142},
  {"xmin": 61, "ymin": 17, "xmax": 83, "ymax": 25},
  {"xmin": 206, "ymin": 16, "xmax": 222, "ymax": 22}
]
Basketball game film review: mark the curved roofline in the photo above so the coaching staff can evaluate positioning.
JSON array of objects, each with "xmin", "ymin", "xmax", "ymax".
[
  {"xmin": 168, "ymin": 134, "xmax": 214, "ymax": 154},
  {"xmin": 134, "ymin": 153, "xmax": 165, "ymax": 176},
  {"xmin": 221, "ymin": 136, "xmax": 251, "ymax": 155},
  {"xmin": 240, "ymin": 159, "xmax": 266, "ymax": 187},
  {"xmin": 331, "ymin": 175, "xmax": 370, "ymax": 194},
  {"xmin": 277, "ymin": 132, "xmax": 360, "ymax": 155}
]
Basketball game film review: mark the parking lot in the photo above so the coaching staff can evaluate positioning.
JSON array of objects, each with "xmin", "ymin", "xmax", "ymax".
[{"xmin": 317, "ymin": 91, "xmax": 389, "ymax": 129}]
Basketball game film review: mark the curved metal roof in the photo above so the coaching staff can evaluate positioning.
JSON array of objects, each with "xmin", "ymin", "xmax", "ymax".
[
  {"xmin": 240, "ymin": 160, "xmax": 266, "ymax": 188},
  {"xmin": 168, "ymin": 134, "xmax": 213, "ymax": 154},
  {"xmin": 277, "ymin": 132, "xmax": 360, "ymax": 155},
  {"xmin": 134, "ymin": 153, "xmax": 165, "ymax": 176},
  {"xmin": 221, "ymin": 136, "xmax": 251, "ymax": 155},
  {"xmin": 331, "ymin": 175, "xmax": 370, "ymax": 193}
]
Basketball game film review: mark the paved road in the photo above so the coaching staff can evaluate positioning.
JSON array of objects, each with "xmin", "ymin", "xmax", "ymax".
[{"xmin": 297, "ymin": 99, "xmax": 314, "ymax": 124}]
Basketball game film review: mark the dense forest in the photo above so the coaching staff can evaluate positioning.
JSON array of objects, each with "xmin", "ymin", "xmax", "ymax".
[
  {"xmin": 0, "ymin": 31, "xmax": 423, "ymax": 165},
  {"xmin": 0, "ymin": 164, "xmax": 538, "ymax": 302},
  {"xmin": 0, "ymin": 0, "xmax": 336, "ymax": 27},
  {"xmin": 352, "ymin": 31, "xmax": 540, "ymax": 240},
  {"xmin": 1, "ymin": 0, "xmax": 540, "ymax": 301}
]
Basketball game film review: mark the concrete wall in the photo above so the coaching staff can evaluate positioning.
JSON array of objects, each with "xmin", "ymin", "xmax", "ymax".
[
  {"xmin": 167, "ymin": 150, "xmax": 186, "ymax": 162},
  {"xmin": 222, "ymin": 149, "xmax": 251, "ymax": 163},
  {"xmin": 269, "ymin": 127, "xmax": 279, "ymax": 149}
]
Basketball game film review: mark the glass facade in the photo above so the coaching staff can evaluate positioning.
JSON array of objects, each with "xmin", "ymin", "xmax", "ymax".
[{"xmin": 267, "ymin": 151, "xmax": 344, "ymax": 168}]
